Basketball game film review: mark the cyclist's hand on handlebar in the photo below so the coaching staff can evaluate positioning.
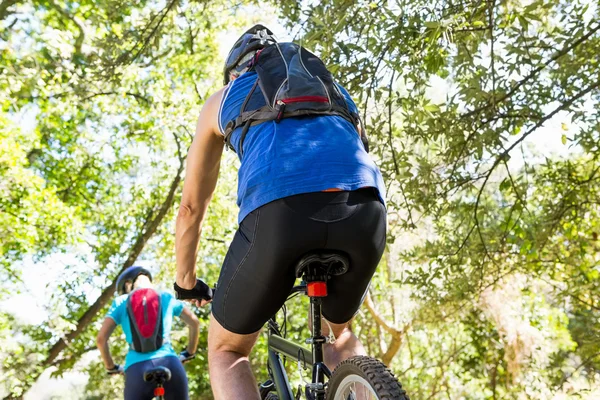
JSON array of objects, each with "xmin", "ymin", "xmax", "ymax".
[
  {"xmin": 188, "ymin": 297, "xmax": 211, "ymax": 308},
  {"xmin": 106, "ymin": 364, "xmax": 124, "ymax": 376},
  {"xmin": 179, "ymin": 350, "xmax": 195, "ymax": 364},
  {"xmin": 174, "ymin": 278, "xmax": 214, "ymax": 307}
]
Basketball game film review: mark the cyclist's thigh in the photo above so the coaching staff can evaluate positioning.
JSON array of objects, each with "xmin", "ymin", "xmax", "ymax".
[
  {"xmin": 124, "ymin": 360, "xmax": 155, "ymax": 400},
  {"xmin": 212, "ymin": 198, "xmax": 325, "ymax": 335},
  {"xmin": 160, "ymin": 356, "xmax": 189, "ymax": 400},
  {"xmin": 322, "ymin": 190, "xmax": 386, "ymax": 324}
]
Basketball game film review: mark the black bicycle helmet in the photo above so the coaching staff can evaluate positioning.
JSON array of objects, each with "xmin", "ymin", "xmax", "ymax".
[
  {"xmin": 223, "ymin": 24, "xmax": 276, "ymax": 85},
  {"xmin": 116, "ymin": 266, "xmax": 152, "ymax": 295}
]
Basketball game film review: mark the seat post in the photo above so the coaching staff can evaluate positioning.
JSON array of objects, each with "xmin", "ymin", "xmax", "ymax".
[
  {"xmin": 293, "ymin": 251, "xmax": 348, "ymax": 398},
  {"xmin": 311, "ymin": 296, "xmax": 327, "ymax": 400},
  {"xmin": 310, "ymin": 296, "xmax": 325, "ymax": 366},
  {"xmin": 305, "ymin": 267, "xmax": 329, "ymax": 399}
]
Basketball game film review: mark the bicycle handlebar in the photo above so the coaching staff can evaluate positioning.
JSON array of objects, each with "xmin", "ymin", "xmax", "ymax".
[{"xmin": 106, "ymin": 364, "xmax": 124, "ymax": 375}]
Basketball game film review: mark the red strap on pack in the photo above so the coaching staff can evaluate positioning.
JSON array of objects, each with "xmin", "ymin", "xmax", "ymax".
[
  {"xmin": 307, "ymin": 282, "xmax": 328, "ymax": 297},
  {"xmin": 281, "ymin": 96, "xmax": 329, "ymax": 104}
]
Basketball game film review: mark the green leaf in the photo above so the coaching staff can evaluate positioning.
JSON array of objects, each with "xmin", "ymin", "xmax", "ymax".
[
  {"xmin": 424, "ymin": 103, "xmax": 440, "ymax": 112},
  {"xmin": 424, "ymin": 21, "xmax": 440, "ymax": 29}
]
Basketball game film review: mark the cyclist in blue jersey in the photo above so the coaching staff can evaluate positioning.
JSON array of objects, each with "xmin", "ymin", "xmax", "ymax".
[
  {"xmin": 97, "ymin": 266, "xmax": 200, "ymax": 400},
  {"xmin": 174, "ymin": 25, "xmax": 387, "ymax": 399}
]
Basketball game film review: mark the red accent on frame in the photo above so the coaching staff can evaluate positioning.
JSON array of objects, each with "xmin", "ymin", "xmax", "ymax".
[{"xmin": 154, "ymin": 387, "xmax": 165, "ymax": 396}]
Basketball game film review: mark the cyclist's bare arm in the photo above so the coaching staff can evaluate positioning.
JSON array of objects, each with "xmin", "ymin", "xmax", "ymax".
[
  {"xmin": 96, "ymin": 317, "xmax": 118, "ymax": 370},
  {"xmin": 175, "ymin": 88, "xmax": 225, "ymax": 291},
  {"xmin": 180, "ymin": 307, "xmax": 200, "ymax": 354}
]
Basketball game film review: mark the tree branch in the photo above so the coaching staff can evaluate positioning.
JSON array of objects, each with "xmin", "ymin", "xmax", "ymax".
[
  {"xmin": 47, "ymin": 0, "xmax": 85, "ymax": 59},
  {"xmin": 487, "ymin": 0, "xmax": 496, "ymax": 109},
  {"xmin": 386, "ymin": 69, "xmax": 415, "ymax": 228},
  {"xmin": 470, "ymin": 82, "xmax": 599, "ymax": 286},
  {"xmin": 125, "ymin": 0, "xmax": 179, "ymax": 65},
  {"xmin": 81, "ymin": 91, "xmax": 151, "ymax": 104},
  {"xmin": 40, "ymin": 153, "xmax": 186, "ymax": 372},
  {"xmin": 0, "ymin": 0, "xmax": 19, "ymax": 22},
  {"xmin": 558, "ymin": 351, "xmax": 600, "ymax": 389},
  {"xmin": 474, "ymin": 79, "xmax": 600, "ymax": 227},
  {"xmin": 461, "ymin": 23, "xmax": 600, "ymax": 118}
]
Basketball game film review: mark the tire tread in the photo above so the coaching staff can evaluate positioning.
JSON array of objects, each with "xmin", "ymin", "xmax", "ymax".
[{"xmin": 326, "ymin": 355, "xmax": 409, "ymax": 400}]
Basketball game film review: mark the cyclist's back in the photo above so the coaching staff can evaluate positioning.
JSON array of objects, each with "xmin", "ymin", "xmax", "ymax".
[
  {"xmin": 174, "ymin": 24, "xmax": 387, "ymax": 399},
  {"xmin": 219, "ymin": 69, "xmax": 386, "ymax": 223},
  {"xmin": 212, "ymin": 69, "xmax": 386, "ymax": 333}
]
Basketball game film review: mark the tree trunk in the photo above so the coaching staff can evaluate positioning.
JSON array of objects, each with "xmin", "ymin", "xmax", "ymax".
[{"xmin": 0, "ymin": 0, "xmax": 19, "ymax": 21}]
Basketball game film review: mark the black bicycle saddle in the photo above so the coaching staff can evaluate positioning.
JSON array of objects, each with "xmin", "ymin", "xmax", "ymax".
[
  {"xmin": 294, "ymin": 251, "xmax": 350, "ymax": 278},
  {"xmin": 143, "ymin": 366, "xmax": 171, "ymax": 385}
]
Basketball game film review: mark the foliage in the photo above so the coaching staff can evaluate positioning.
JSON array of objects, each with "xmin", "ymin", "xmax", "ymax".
[
  {"xmin": 277, "ymin": 0, "xmax": 600, "ymax": 398},
  {"xmin": 1, "ymin": 0, "xmax": 248, "ymax": 397},
  {"xmin": 1, "ymin": 0, "xmax": 600, "ymax": 398}
]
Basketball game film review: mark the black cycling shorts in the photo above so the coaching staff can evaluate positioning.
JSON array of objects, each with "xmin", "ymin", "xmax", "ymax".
[{"xmin": 211, "ymin": 188, "xmax": 386, "ymax": 334}]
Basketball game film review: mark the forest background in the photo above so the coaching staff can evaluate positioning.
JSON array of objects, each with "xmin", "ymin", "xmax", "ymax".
[{"xmin": 1, "ymin": 0, "xmax": 600, "ymax": 398}]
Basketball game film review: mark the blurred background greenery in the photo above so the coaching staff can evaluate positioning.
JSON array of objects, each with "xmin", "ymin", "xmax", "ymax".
[{"xmin": 1, "ymin": 0, "xmax": 600, "ymax": 398}]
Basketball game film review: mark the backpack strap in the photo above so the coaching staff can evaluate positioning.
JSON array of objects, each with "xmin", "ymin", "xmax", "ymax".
[
  {"xmin": 223, "ymin": 78, "xmax": 263, "ymax": 152},
  {"xmin": 224, "ymin": 107, "xmax": 360, "ymax": 155},
  {"xmin": 223, "ymin": 108, "xmax": 279, "ymax": 151}
]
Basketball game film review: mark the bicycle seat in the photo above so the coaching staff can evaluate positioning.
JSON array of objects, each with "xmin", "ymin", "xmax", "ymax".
[
  {"xmin": 295, "ymin": 251, "xmax": 349, "ymax": 278},
  {"xmin": 143, "ymin": 366, "xmax": 171, "ymax": 385}
]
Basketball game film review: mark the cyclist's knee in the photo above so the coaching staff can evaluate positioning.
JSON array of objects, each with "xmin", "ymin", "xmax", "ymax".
[
  {"xmin": 327, "ymin": 320, "xmax": 352, "ymax": 338},
  {"xmin": 208, "ymin": 314, "xmax": 260, "ymax": 357},
  {"xmin": 317, "ymin": 316, "xmax": 352, "ymax": 339}
]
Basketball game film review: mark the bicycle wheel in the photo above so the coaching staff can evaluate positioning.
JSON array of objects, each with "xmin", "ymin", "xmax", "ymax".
[{"xmin": 326, "ymin": 356, "xmax": 408, "ymax": 400}]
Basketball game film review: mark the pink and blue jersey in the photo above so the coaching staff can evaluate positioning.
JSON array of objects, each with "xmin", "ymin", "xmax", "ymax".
[{"xmin": 106, "ymin": 291, "xmax": 184, "ymax": 370}]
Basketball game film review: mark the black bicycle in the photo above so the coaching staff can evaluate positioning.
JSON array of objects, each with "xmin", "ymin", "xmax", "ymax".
[{"xmin": 178, "ymin": 250, "xmax": 408, "ymax": 400}]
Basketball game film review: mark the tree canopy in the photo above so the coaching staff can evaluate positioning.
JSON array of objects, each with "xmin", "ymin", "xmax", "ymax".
[{"xmin": 1, "ymin": 0, "xmax": 599, "ymax": 398}]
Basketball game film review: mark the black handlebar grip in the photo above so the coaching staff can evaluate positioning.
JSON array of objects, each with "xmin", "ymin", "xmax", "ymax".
[{"xmin": 174, "ymin": 279, "xmax": 214, "ymax": 301}]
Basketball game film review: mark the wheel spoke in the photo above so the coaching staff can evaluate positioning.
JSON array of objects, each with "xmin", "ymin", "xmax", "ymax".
[{"xmin": 333, "ymin": 375, "xmax": 378, "ymax": 400}]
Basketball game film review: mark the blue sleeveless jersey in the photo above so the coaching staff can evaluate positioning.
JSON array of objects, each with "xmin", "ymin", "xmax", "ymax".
[{"xmin": 218, "ymin": 71, "xmax": 386, "ymax": 223}]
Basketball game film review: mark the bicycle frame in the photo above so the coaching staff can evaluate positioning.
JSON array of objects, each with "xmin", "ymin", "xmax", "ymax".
[{"xmin": 266, "ymin": 283, "xmax": 332, "ymax": 400}]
